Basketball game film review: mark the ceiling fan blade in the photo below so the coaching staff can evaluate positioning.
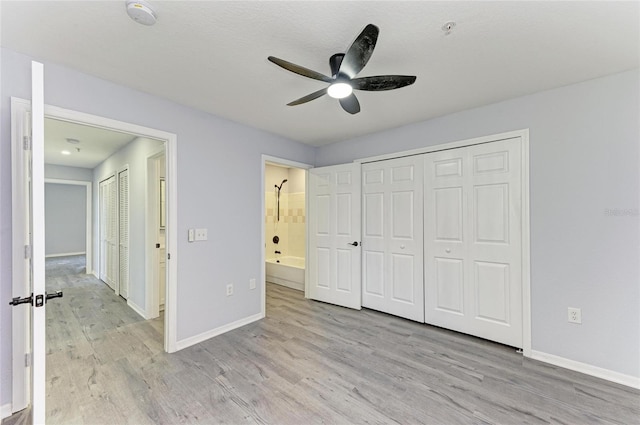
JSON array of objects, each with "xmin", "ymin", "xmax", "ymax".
[
  {"xmin": 287, "ymin": 87, "xmax": 328, "ymax": 106},
  {"xmin": 268, "ymin": 56, "xmax": 333, "ymax": 83},
  {"xmin": 339, "ymin": 24, "xmax": 379, "ymax": 78},
  {"xmin": 339, "ymin": 93, "xmax": 361, "ymax": 114},
  {"xmin": 351, "ymin": 75, "xmax": 417, "ymax": 91}
]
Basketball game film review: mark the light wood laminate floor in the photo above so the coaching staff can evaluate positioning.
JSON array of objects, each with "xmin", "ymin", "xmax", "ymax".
[{"xmin": 5, "ymin": 255, "xmax": 639, "ymax": 424}]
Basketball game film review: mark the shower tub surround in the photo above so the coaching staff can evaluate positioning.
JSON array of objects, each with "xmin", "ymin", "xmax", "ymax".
[
  {"xmin": 265, "ymin": 191, "xmax": 306, "ymax": 256},
  {"xmin": 266, "ymin": 256, "xmax": 305, "ymax": 291},
  {"xmin": 265, "ymin": 164, "xmax": 306, "ymax": 290}
]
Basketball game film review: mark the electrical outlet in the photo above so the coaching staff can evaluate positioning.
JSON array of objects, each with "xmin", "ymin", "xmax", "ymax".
[
  {"xmin": 568, "ymin": 307, "xmax": 582, "ymax": 324},
  {"xmin": 226, "ymin": 283, "xmax": 234, "ymax": 296},
  {"xmin": 195, "ymin": 228, "xmax": 208, "ymax": 241},
  {"xmin": 249, "ymin": 278, "xmax": 256, "ymax": 290}
]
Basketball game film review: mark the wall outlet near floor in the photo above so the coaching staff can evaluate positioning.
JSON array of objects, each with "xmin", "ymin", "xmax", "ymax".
[
  {"xmin": 226, "ymin": 283, "xmax": 234, "ymax": 296},
  {"xmin": 568, "ymin": 307, "xmax": 582, "ymax": 324},
  {"xmin": 249, "ymin": 278, "xmax": 256, "ymax": 290}
]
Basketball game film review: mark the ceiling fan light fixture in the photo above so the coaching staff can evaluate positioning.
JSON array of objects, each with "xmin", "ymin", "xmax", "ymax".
[{"xmin": 327, "ymin": 82, "xmax": 353, "ymax": 99}]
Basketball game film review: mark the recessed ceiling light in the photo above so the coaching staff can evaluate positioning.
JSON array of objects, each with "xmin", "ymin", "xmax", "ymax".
[
  {"xmin": 61, "ymin": 150, "xmax": 71, "ymax": 155},
  {"xmin": 126, "ymin": 0, "xmax": 157, "ymax": 26},
  {"xmin": 66, "ymin": 138, "xmax": 80, "ymax": 145}
]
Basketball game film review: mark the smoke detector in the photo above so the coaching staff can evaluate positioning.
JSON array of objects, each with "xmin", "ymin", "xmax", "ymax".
[{"xmin": 126, "ymin": 0, "xmax": 157, "ymax": 26}]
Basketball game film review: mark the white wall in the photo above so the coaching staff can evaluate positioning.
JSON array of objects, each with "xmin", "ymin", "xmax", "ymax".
[
  {"xmin": 0, "ymin": 47, "xmax": 316, "ymax": 407},
  {"xmin": 45, "ymin": 183, "xmax": 86, "ymax": 256},
  {"xmin": 316, "ymin": 69, "xmax": 640, "ymax": 380},
  {"xmin": 92, "ymin": 137, "xmax": 164, "ymax": 311}
]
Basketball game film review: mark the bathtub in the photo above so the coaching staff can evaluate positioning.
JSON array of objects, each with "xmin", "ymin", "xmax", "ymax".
[{"xmin": 266, "ymin": 256, "xmax": 305, "ymax": 291}]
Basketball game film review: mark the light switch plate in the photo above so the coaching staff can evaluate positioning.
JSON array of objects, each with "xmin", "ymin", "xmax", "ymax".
[{"xmin": 188, "ymin": 229, "xmax": 195, "ymax": 242}]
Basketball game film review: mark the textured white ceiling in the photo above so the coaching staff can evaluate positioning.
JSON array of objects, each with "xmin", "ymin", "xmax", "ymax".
[{"xmin": 2, "ymin": 1, "xmax": 638, "ymax": 146}]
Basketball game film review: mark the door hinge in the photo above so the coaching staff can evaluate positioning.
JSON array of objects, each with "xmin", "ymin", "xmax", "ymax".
[
  {"xmin": 167, "ymin": 253, "xmax": 170, "ymax": 260},
  {"xmin": 24, "ymin": 244, "xmax": 32, "ymax": 259},
  {"xmin": 23, "ymin": 136, "xmax": 31, "ymax": 151},
  {"xmin": 25, "ymin": 353, "xmax": 32, "ymax": 367}
]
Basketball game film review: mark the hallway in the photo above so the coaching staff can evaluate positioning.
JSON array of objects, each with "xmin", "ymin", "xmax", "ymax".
[{"xmin": 44, "ymin": 255, "xmax": 163, "ymax": 424}]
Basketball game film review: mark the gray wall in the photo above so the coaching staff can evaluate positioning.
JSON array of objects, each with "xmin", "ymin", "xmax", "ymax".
[
  {"xmin": 92, "ymin": 137, "xmax": 164, "ymax": 310},
  {"xmin": 45, "ymin": 183, "xmax": 86, "ymax": 256},
  {"xmin": 0, "ymin": 47, "xmax": 316, "ymax": 406},
  {"xmin": 316, "ymin": 69, "xmax": 640, "ymax": 379}
]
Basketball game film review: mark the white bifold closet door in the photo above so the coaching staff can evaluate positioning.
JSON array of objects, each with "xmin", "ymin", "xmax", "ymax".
[
  {"xmin": 118, "ymin": 169, "xmax": 129, "ymax": 299},
  {"xmin": 424, "ymin": 137, "xmax": 523, "ymax": 348},
  {"xmin": 362, "ymin": 155, "xmax": 424, "ymax": 322},
  {"xmin": 99, "ymin": 175, "xmax": 117, "ymax": 290}
]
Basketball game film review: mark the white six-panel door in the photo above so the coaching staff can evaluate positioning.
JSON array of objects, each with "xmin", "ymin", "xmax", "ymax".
[
  {"xmin": 424, "ymin": 137, "xmax": 523, "ymax": 348},
  {"xmin": 362, "ymin": 156, "xmax": 424, "ymax": 321},
  {"xmin": 308, "ymin": 163, "xmax": 362, "ymax": 309}
]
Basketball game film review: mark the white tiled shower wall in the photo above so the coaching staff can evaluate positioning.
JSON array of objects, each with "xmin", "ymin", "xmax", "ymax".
[{"xmin": 265, "ymin": 165, "xmax": 305, "ymax": 260}]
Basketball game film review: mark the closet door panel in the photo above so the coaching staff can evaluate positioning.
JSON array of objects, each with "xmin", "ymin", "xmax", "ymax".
[
  {"xmin": 362, "ymin": 156, "xmax": 424, "ymax": 322},
  {"xmin": 425, "ymin": 149, "xmax": 467, "ymax": 329},
  {"xmin": 425, "ymin": 138, "xmax": 523, "ymax": 348}
]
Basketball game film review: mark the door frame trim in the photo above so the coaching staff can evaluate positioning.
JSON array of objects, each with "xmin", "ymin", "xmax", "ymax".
[
  {"xmin": 354, "ymin": 129, "xmax": 531, "ymax": 357},
  {"xmin": 44, "ymin": 178, "xmax": 93, "ymax": 274},
  {"xmin": 10, "ymin": 97, "xmax": 179, "ymax": 412},
  {"xmin": 260, "ymin": 155, "xmax": 312, "ymax": 317}
]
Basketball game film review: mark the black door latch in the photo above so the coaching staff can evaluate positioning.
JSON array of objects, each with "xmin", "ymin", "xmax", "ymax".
[
  {"xmin": 9, "ymin": 294, "xmax": 33, "ymax": 306},
  {"xmin": 45, "ymin": 291, "xmax": 63, "ymax": 303},
  {"xmin": 9, "ymin": 291, "xmax": 63, "ymax": 307}
]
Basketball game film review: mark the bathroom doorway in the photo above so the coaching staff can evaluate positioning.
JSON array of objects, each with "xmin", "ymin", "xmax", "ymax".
[{"xmin": 261, "ymin": 156, "xmax": 312, "ymax": 315}]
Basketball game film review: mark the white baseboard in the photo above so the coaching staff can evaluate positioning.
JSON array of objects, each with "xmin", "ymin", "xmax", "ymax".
[
  {"xmin": 92, "ymin": 271, "xmax": 99, "ymax": 279},
  {"xmin": 1, "ymin": 403, "xmax": 12, "ymax": 420},
  {"xmin": 127, "ymin": 299, "xmax": 148, "ymax": 320},
  {"xmin": 176, "ymin": 312, "xmax": 264, "ymax": 351},
  {"xmin": 530, "ymin": 350, "xmax": 640, "ymax": 389},
  {"xmin": 45, "ymin": 251, "xmax": 86, "ymax": 258}
]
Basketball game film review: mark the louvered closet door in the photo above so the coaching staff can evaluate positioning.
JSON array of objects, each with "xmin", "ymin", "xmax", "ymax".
[
  {"xmin": 99, "ymin": 175, "xmax": 117, "ymax": 290},
  {"xmin": 424, "ymin": 137, "xmax": 523, "ymax": 348},
  {"xmin": 118, "ymin": 169, "xmax": 129, "ymax": 299},
  {"xmin": 107, "ymin": 176, "xmax": 118, "ymax": 290},
  {"xmin": 99, "ymin": 180, "xmax": 108, "ymax": 283},
  {"xmin": 362, "ymin": 156, "xmax": 424, "ymax": 322}
]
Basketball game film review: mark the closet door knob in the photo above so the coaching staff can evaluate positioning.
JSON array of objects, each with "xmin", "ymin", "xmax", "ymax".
[
  {"xmin": 445, "ymin": 248, "xmax": 451, "ymax": 253},
  {"xmin": 400, "ymin": 245, "xmax": 405, "ymax": 249}
]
